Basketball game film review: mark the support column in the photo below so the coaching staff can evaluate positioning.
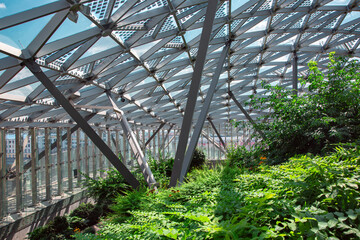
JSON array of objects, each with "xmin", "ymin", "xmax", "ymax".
[
  {"xmin": 170, "ymin": 0, "xmax": 219, "ymax": 187},
  {"xmin": 98, "ymin": 129, "xmax": 103, "ymax": 178},
  {"xmin": 0, "ymin": 129, "xmax": 7, "ymax": 217},
  {"xmin": 67, "ymin": 128, "xmax": 73, "ymax": 192},
  {"xmin": 142, "ymin": 130, "xmax": 145, "ymax": 153},
  {"xmin": 30, "ymin": 128, "xmax": 38, "ymax": 205},
  {"xmin": 157, "ymin": 129, "xmax": 161, "ymax": 159},
  {"xmin": 178, "ymin": 44, "xmax": 229, "ymax": 182},
  {"xmin": 122, "ymin": 131, "xmax": 127, "ymax": 165},
  {"xmin": 207, "ymin": 126, "xmax": 210, "ymax": 158},
  {"xmin": 293, "ymin": 51, "xmax": 298, "ymax": 96},
  {"xmin": 56, "ymin": 127, "xmax": 62, "ymax": 195},
  {"xmin": 44, "ymin": 128, "xmax": 51, "ymax": 200},
  {"xmin": 24, "ymin": 60, "xmax": 139, "ymax": 189},
  {"xmin": 160, "ymin": 126, "xmax": 174, "ymax": 150},
  {"xmin": 107, "ymin": 128, "xmax": 112, "ymax": 171},
  {"xmin": 15, "ymin": 128, "xmax": 24, "ymax": 212},
  {"xmin": 152, "ymin": 130, "xmax": 156, "ymax": 157},
  {"xmin": 76, "ymin": 129, "xmax": 81, "ymax": 185},
  {"xmin": 172, "ymin": 130, "xmax": 176, "ymax": 156},
  {"xmin": 84, "ymin": 134, "xmax": 89, "ymax": 176},
  {"xmin": 92, "ymin": 140, "xmax": 97, "ymax": 179},
  {"xmin": 115, "ymin": 129, "xmax": 119, "ymax": 156}
]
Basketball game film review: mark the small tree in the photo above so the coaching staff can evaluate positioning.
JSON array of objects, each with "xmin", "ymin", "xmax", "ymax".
[{"xmin": 235, "ymin": 53, "xmax": 360, "ymax": 164}]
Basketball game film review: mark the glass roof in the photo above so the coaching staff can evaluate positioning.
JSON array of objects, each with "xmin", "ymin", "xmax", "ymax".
[{"xmin": 0, "ymin": 0, "xmax": 359, "ymax": 130}]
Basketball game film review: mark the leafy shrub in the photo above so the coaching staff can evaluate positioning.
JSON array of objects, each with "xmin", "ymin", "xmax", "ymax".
[
  {"xmin": 147, "ymin": 152, "xmax": 174, "ymax": 186},
  {"xmin": 67, "ymin": 216, "xmax": 88, "ymax": 230},
  {"xmin": 226, "ymin": 145, "xmax": 266, "ymax": 169},
  {"xmin": 189, "ymin": 148, "xmax": 206, "ymax": 170},
  {"xmin": 82, "ymin": 168, "xmax": 131, "ymax": 206},
  {"xmin": 28, "ymin": 216, "xmax": 73, "ymax": 240},
  {"xmin": 69, "ymin": 203, "xmax": 101, "ymax": 226},
  {"xmin": 235, "ymin": 53, "xmax": 360, "ymax": 164}
]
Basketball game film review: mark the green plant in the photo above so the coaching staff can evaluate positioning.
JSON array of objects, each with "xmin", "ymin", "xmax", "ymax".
[
  {"xmin": 77, "ymin": 144, "xmax": 360, "ymax": 239},
  {"xmin": 226, "ymin": 145, "xmax": 266, "ymax": 169},
  {"xmin": 82, "ymin": 168, "xmax": 131, "ymax": 206},
  {"xmin": 147, "ymin": 152, "xmax": 174, "ymax": 186},
  {"xmin": 189, "ymin": 148, "xmax": 206, "ymax": 170},
  {"xmin": 235, "ymin": 53, "xmax": 360, "ymax": 164},
  {"xmin": 28, "ymin": 216, "xmax": 73, "ymax": 240},
  {"xmin": 69, "ymin": 203, "xmax": 101, "ymax": 226}
]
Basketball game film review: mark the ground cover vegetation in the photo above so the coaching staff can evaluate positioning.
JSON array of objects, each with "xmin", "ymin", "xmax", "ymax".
[
  {"xmin": 74, "ymin": 145, "xmax": 360, "ymax": 239},
  {"xmin": 29, "ymin": 53, "xmax": 360, "ymax": 239},
  {"xmin": 27, "ymin": 149, "xmax": 205, "ymax": 239}
]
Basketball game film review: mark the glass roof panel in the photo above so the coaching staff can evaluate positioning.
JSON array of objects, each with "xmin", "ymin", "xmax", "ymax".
[
  {"xmin": 47, "ymin": 13, "xmax": 95, "ymax": 43},
  {"xmin": 0, "ymin": 0, "xmax": 58, "ymax": 17},
  {"xmin": 0, "ymin": 14, "xmax": 53, "ymax": 49}
]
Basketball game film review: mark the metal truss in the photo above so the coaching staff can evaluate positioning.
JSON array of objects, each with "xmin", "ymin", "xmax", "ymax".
[{"xmin": 0, "ymin": 0, "xmax": 358, "ymax": 134}]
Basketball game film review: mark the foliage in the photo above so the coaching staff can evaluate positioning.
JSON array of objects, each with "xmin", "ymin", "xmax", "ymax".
[
  {"xmin": 75, "ymin": 145, "xmax": 360, "ymax": 239},
  {"xmin": 147, "ymin": 152, "xmax": 174, "ymax": 187},
  {"xmin": 28, "ymin": 216, "xmax": 73, "ymax": 240},
  {"xmin": 189, "ymin": 148, "xmax": 206, "ymax": 170},
  {"xmin": 147, "ymin": 148, "xmax": 206, "ymax": 187},
  {"xmin": 67, "ymin": 203, "xmax": 102, "ymax": 230},
  {"xmin": 226, "ymin": 145, "xmax": 266, "ymax": 169},
  {"xmin": 82, "ymin": 168, "xmax": 131, "ymax": 207},
  {"xmin": 235, "ymin": 53, "xmax": 360, "ymax": 164}
]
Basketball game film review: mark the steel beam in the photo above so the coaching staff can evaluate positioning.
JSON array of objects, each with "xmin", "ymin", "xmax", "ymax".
[
  {"xmin": 201, "ymin": 130, "xmax": 226, "ymax": 153},
  {"xmin": 228, "ymin": 91, "xmax": 266, "ymax": 140},
  {"xmin": 107, "ymin": 92, "xmax": 157, "ymax": 188},
  {"xmin": 170, "ymin": 0, "xmax": 219, "ymax": 187},
  {"xmin": 208, "ymin": 118, "xmax": 226, "ymax": 148},
  {"xmin": 179, "ymin": 44, "xmax": 229, "ymax": 183},
  {"xmin": 144, "ymin": 122, "xmax": 165, "ymax": 147},
  {"xmin": 292, "ymin": 51, "xmax": 298, "ymax": 96},
  {"xmin": 24, "ymin": 59, "xmax": 140, "ymax": 189}
]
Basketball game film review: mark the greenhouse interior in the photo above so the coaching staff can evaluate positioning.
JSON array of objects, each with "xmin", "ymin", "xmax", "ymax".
[{"xmin": 0, "ymin": 0, "xmax": 360, "ymax": 239}]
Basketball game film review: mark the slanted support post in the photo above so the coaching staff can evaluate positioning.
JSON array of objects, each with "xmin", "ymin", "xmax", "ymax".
[
  {"xmin": 107, "ymin": 92, "xmax": 157, "ymax": 188},
  {"xmin": 292, "ymin": 51, "xmax": 298, "ymax": 96},
  {"xmin": 144, "ymin": 123, "xmax": 165, "ymax": 147},
  {"xmin": 208, "ymin": 118, "xmax": 226, "ymax": 149},
  {"xmin": 178, "ymin": 44, "xmax": 229, "ymax": 183},
  {"xmin": 201, "ymin": 130, "xmax": 226, "ymax": 154},
  {"xmin": 228, "ymin": 91, "xmax": 266, "ymax": 140},
  {"xmin": 170, "ymin": 0, "xmax": 219, "ymax": 187},
  {"xmin": 24, "ymin": 59, "xmax": 139, "ymax": 189}
]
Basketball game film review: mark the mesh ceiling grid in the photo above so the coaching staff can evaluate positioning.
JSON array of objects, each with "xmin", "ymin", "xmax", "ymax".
[{"xmin": 0, "ymin": 0, "xmax": 359, "ymax": 130}]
